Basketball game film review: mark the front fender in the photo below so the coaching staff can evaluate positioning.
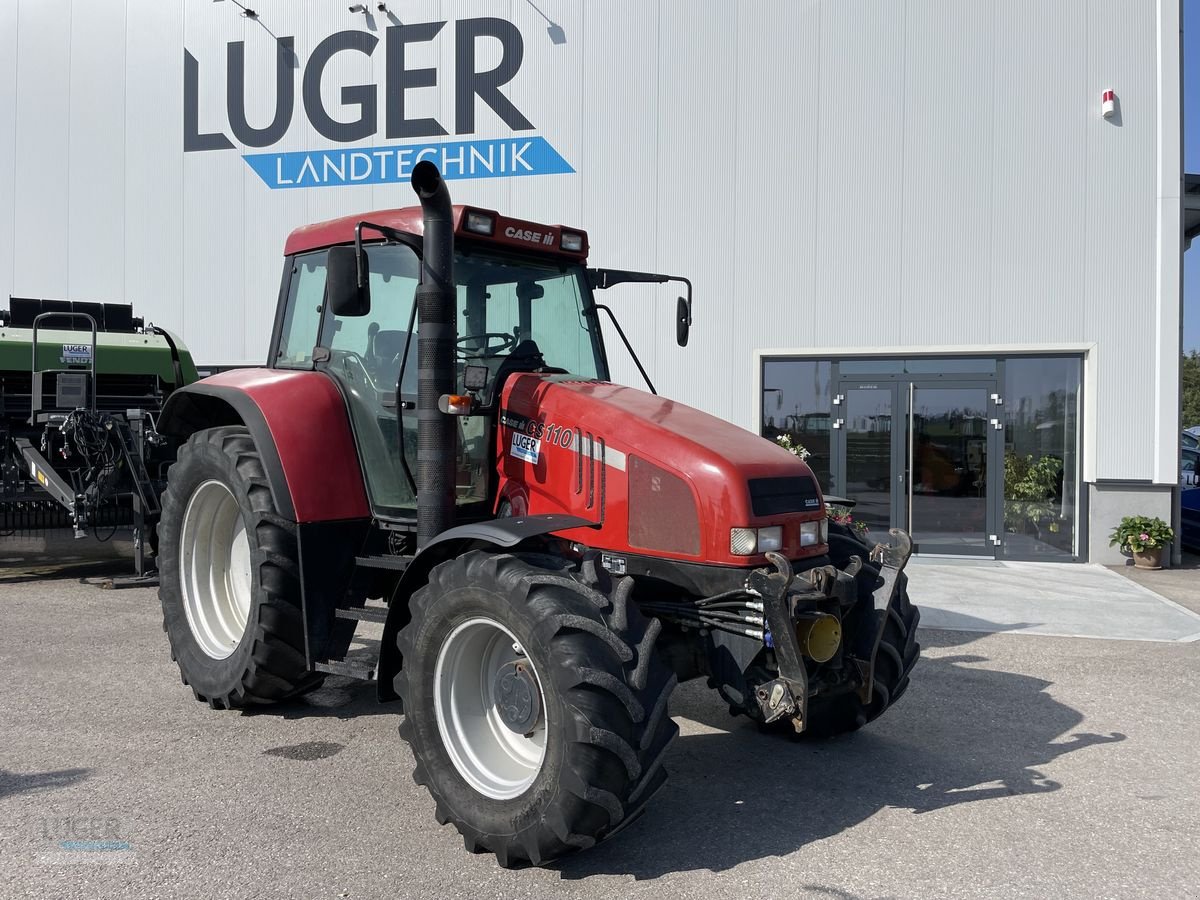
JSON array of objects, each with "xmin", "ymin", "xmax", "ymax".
[{"xmin": 376, "ymin": 514, "xmax": 593, "ymax": 701}]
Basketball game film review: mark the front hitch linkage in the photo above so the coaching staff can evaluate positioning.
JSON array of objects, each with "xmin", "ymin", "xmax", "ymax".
[
  {"xmin": 747, "ymin": 532, "xmax": 912, "ymax": 731},
  {"xmin": 746, "ymin": 552, "xmax": 808, "ymax": 731}
]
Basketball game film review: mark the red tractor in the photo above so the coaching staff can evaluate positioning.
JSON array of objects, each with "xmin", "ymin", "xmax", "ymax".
[{"xmin": 156, "ymin": 162, "xmax": 919, "ymax": 866}]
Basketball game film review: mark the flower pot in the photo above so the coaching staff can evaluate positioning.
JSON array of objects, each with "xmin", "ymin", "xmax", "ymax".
[{"xmin": 1132, "ymin": 547, "xmax": 1163, "ymax": 570}]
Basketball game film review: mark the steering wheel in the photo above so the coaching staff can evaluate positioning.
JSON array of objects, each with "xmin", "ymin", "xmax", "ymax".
[{"xmin": 457, "ymin": 332, "xmax": 518, "ymax": 358}]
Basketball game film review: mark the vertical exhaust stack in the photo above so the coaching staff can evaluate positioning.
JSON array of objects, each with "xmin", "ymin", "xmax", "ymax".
[{"xmin": 410, "ymin": 161, "xmax": 457, "ymax": 547}]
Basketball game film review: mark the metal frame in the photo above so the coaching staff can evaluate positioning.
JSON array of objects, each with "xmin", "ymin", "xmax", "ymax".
[
  {"xmin": 30, "ymin": 311, "xmax": 98, "ymax": 417},
  {"xmin": 904, "ymin": 376, "xmax": 1002, "ymax": 558},
  {"xmin": 829, "ymin": 362, "xmax": 1000, "ymax": 558}
]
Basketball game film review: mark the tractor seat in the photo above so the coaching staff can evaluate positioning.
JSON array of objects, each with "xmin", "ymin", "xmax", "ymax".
[
  {"xmin": 485, "ymin": 340, "xmax": 567, "ymax": 404},
  {"xmin": 368, "ymin": 329, "xmax": 417, "ymax": 394}
]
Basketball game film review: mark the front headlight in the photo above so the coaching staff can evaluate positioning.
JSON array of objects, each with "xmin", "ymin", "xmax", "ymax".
[
  {"xmin": 729, "ymin": 525, "xmax": 787, "ymax": 555},
  {"xmin": 757, "ymin": 526, "xmax": 783, "ymax": 552},
  {"xmin": 800, "ymin": 520, "xmax": 823, "ymax": 547},
  {"xmin": 730, "ymin": 527, "xmax": 759, "ymax": 555}
]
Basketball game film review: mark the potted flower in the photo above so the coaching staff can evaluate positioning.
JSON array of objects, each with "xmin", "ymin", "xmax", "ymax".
[
  {"xmin": 1109, "ymin": 515, "xmax": 1174, "ymax": 569},
  {"xmin": 828, "ymin": 504, "xmax": 870, "ymax": 540}
]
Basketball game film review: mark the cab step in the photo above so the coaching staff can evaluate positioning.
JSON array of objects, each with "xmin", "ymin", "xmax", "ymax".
[
  {"xmin": 334, "ymin": 605, "xmax": 388, "ymax": 624},
  {"xmin": 355, "ymin": 554, "xmax": 413, "ymax": 572},
  {"xmin": 313, "ymin": 659, "xmax": 377, "ymax": 681}
]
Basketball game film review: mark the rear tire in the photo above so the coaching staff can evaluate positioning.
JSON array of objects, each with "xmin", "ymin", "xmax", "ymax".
[
  {"xmin": 395, "ymin": 550, "xmax": 678, "ymax": 867},
  {"xmin": 157, "ymin": 426, "xmax": 319, "ymax": 708}
]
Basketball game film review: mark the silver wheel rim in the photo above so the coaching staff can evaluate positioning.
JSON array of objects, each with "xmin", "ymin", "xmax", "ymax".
[
  {"xmin": 433, "ymin": 617, "xmax": 548, "ymax": 800},
  {"xmin": 178, "ymin": 479, "xmax": 252, "ymax": 660}
]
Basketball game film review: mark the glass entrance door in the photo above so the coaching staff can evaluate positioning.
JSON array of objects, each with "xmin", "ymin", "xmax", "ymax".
[
  {"xmin": 833, "ymin": 377, "xmax": 1001, "ymax": 557},
  {"xmin": 906, "ymin": 383, "xmax": 994, "ymax": 555}
]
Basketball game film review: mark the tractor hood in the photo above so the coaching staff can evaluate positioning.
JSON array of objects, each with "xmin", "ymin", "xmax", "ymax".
[{"xmin": 498, "ymin": 375, "xmax": 827, "ymax": 566}]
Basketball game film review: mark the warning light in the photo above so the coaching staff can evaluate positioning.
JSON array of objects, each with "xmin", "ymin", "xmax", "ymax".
[
  {"xmin": 438, "ymin": 394, "xmax": 474, "ymax": 415},
  {"xmin": 1102, "ymin": 89, "xmax": 1116, "ymax": 119}
]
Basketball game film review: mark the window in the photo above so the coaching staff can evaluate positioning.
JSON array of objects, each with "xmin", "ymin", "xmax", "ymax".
[
  {"xmin": 838, "ymin": 357, "xmax": 997, "ymax": 375},
  {"xmin": 760, "ymin": 360, "xmax": 832, "ymax": 490},
  {"xmin": 276, "ymin": 253, "xmax": 328, "ymax": 369},
  {"xmin": 324, "ymin": 244, "xmax": 422, "ymax": 397},
  {"xmin": 456, "ymin": 255, "xmax": 601, "ymax": 380},
  {"xmin": 1002, "ymin": 357, "xmax": 1082, "ymax": 559},
  {"xmin": 314, "ymin": 245, "xmax": 425, "ymax": 512}
]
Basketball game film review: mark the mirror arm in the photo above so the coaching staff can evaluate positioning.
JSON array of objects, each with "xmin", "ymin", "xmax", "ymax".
[
  {"xmin": 354, "ymin": 221, "xmax": 425, "ymax": 288},
  {"xmin": 584, "ymin": 303, "xmax": 656, "ymax": 396},
  {"xmin": 587, "ymin": 268, "xmax": 693, "ymax": 325}
]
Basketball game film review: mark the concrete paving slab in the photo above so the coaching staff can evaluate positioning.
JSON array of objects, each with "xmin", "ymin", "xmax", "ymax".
[
  {"xmin": 1109, "ymin": 550, "xmax": 1200, "ymax": 615},
  {"xmin": 909, "ymin": 557, "xmax": 1200, "ymax": 642}
]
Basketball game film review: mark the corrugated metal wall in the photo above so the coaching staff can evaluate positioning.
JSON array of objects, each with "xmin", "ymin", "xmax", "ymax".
[{"xmin": 0, "ymin": 0, "xmax": 1180, "ymax": 483}]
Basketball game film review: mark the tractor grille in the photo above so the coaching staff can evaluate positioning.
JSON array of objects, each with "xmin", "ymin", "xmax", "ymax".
[
  {"xmin": 628, "ymin": 456, "xmax": 701, "ymax": 555},
  {"xmin": 747, "ymin": 476, "xmax": 823, "ymax": 516}
]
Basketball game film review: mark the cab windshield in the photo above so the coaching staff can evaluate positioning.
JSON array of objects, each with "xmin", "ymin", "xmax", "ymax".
[{"xmin": 456, "ymin": 252, "xmax": 604, "ymax": 382}]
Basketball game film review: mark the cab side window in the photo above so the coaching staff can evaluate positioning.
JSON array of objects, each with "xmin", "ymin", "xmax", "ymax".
[{"xmin": 275, "ymin": 253, "xmax": 328, "ymax": 369}]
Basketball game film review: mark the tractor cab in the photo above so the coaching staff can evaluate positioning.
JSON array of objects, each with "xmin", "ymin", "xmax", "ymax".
[{"xmin": 272, "ymin": 203, "xmax": 683, "ymax": 522}]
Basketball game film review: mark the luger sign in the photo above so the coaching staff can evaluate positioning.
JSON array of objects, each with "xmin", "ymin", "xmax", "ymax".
[{"xmin": 184, "ymin": 17, "xmax": 574, "ymax": 189}]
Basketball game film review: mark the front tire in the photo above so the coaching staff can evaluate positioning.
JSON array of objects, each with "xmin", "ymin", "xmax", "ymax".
[
  {"xmin": 158, "ymin": 426, "xmax": 317, "ymax": 708},
  {"xmin": 395, "ymin": 551, "xmax": 678, "ymax": 867},
  {"xmin": 803, "ymin": 524, "xmax": 921, "ymax": 737}
]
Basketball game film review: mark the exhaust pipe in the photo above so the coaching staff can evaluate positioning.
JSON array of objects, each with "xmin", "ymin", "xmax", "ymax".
[{"xmin": 410, "ymin": 161, "xmax": 457, "ymax": 548}]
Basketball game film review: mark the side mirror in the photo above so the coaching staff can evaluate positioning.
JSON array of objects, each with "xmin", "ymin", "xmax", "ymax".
[
  {"xmin": 676, "ymin": 295, "xmax": 690, "ymax": 347},
  {"xmin": 326, "ymin": 245, "xmax": 371, "ymax": 317}
]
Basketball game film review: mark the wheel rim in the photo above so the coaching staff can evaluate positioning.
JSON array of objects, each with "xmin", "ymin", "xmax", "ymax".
[
  {"xmin": 434, "ymin": 617, "xmax": 548, "ymax": 800},
  {"xmin": 178, "ymin": 479, "xmax": 252, "ymax": 660}
]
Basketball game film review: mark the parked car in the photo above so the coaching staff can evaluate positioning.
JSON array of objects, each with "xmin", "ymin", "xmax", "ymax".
[{"xmin": 1182, "ymin": 446, "xmax": 1199, "ymax": 551}]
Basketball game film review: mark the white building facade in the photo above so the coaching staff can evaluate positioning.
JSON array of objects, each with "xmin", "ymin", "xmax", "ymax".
[{"xmin": 0, "ymin": 0, "xmax": 1187, "ymax": 562}]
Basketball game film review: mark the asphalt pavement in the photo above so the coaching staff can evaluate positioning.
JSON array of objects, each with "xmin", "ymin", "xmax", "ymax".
[{"xmin": 2, "ymin": 560, "xmax": 1198, "ymax": 899}]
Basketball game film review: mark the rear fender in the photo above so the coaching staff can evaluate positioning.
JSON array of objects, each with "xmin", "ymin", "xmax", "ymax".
[
  {"xmin": 157, "ymin": 369, "xmax": 369, "ymax": 523},
  {"xmin": 376, "ymin": 514, "xmax": 593, "ymax": 701}
]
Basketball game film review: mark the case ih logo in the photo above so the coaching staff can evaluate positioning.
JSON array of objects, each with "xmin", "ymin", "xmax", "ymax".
[
  {"xmin": 505, "ymin": 226, "xmax": 554, "ymax": 245},
  {"xmin": 185, "ymin": 17, "xmax": 573, "ymax": 189}
]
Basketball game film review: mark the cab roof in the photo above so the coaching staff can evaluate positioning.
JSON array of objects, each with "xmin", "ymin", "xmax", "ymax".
[{"xmin": 283, "ymin": 204, "xmax": 589, "ymax": 260}]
